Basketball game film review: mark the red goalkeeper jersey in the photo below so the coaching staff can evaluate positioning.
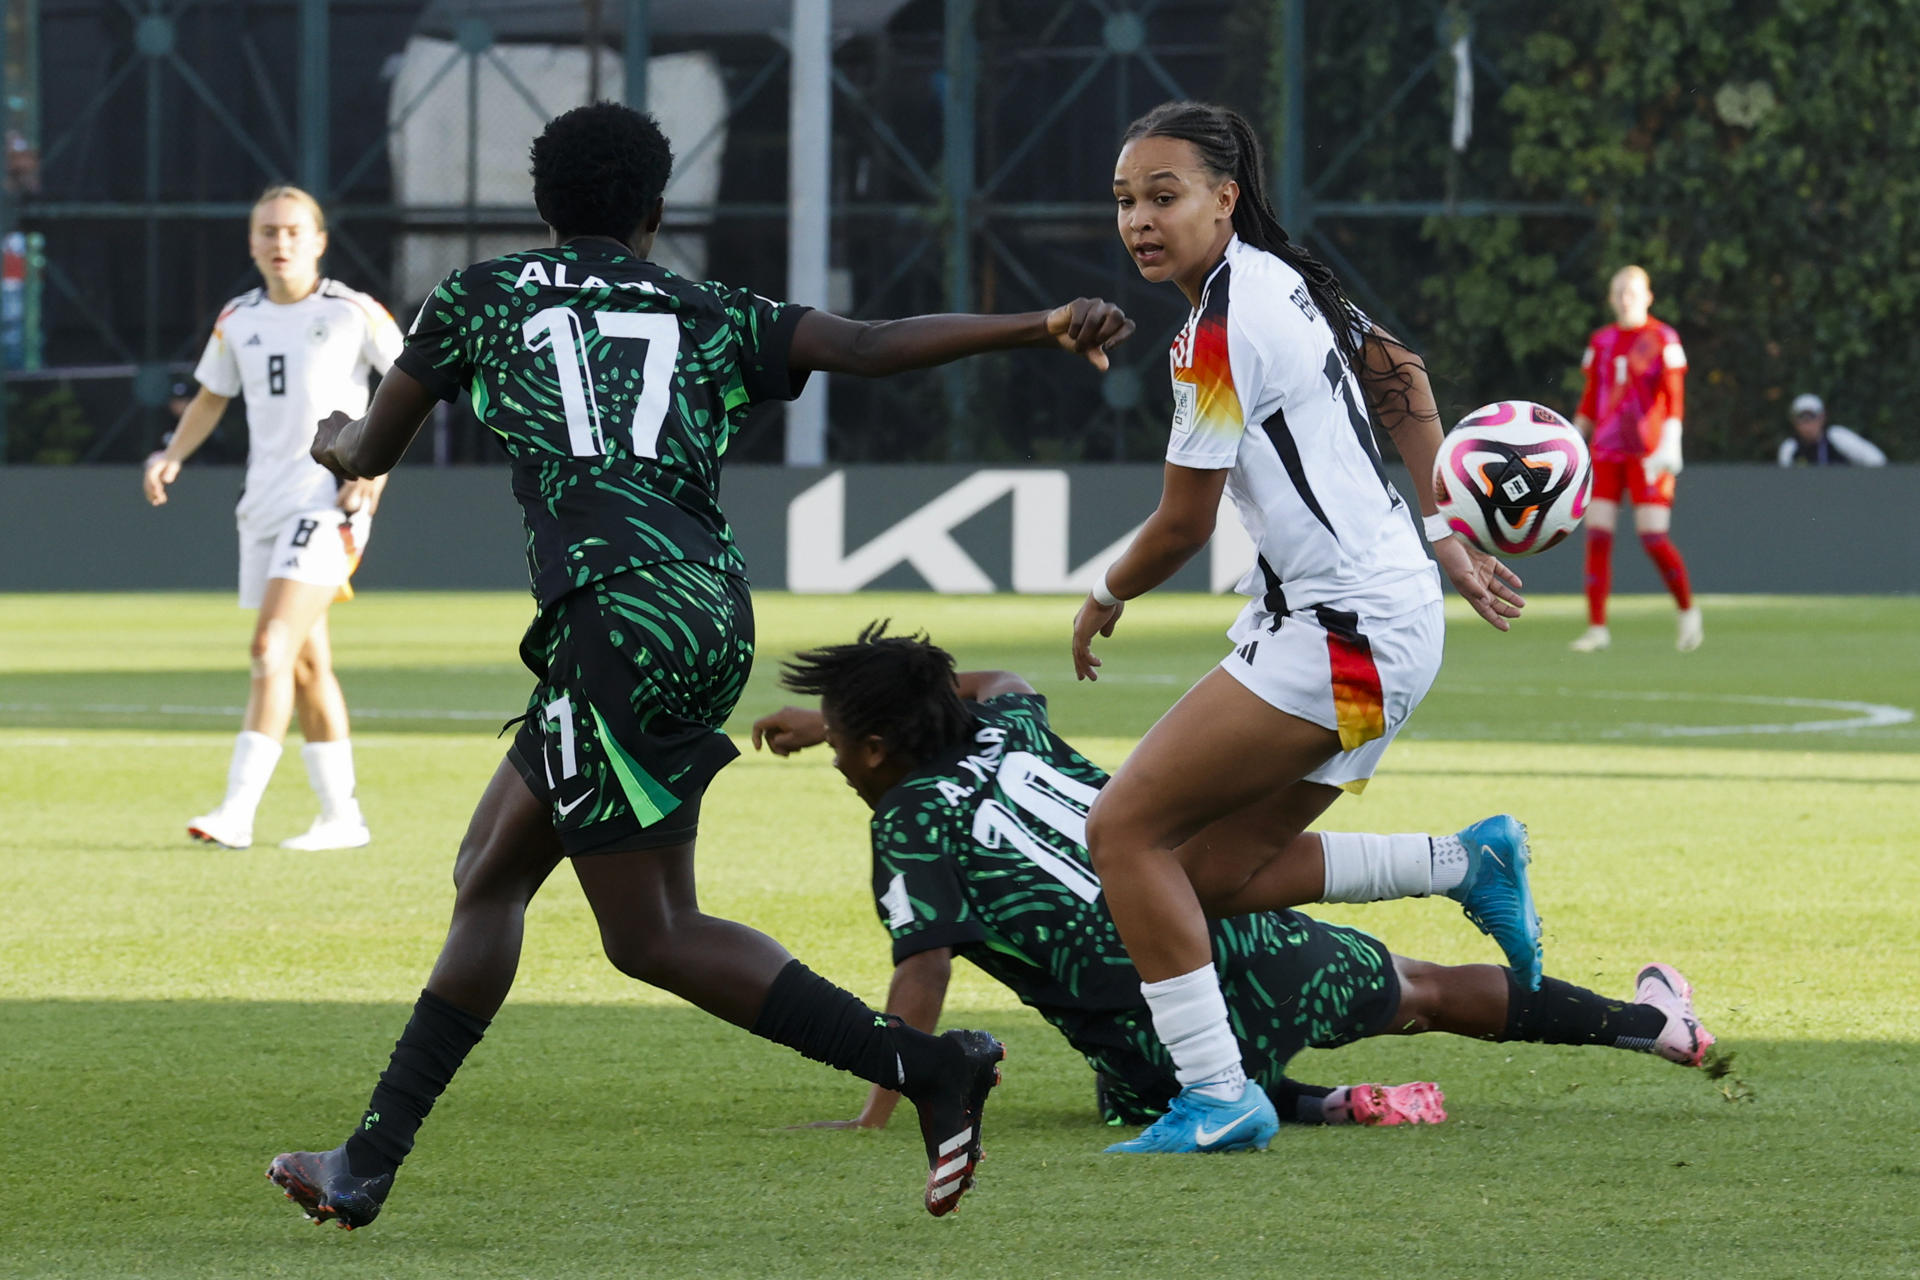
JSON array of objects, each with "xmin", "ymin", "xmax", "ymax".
[{"xmin": 1577, "ymin": 318, "xmax": 1686, "ymax": 461}]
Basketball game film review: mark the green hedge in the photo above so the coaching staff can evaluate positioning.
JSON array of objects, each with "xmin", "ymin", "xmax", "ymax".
[{"xmin": 1253, "ymin": 0, "xmax": 1919, "ymax": 460}]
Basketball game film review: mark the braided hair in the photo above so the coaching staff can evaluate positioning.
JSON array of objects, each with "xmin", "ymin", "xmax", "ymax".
[
  {"xmin": 778, "ymin": 621, "xmax": 974, "ymax": 766},
  {"xmin": 1122, "ymin": 101, "xmax": 1430, "ymax": 427}
]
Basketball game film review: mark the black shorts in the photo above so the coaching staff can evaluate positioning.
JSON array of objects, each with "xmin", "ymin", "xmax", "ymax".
[{"xmin": 508, "ymin": 562, "xmax": 754, "ymax": 857}]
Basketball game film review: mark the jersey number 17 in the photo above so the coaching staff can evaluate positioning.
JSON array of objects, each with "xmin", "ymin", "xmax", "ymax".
[{"xmin": 521, "ymin": 306, "xmax": 681, "ymax": 459}]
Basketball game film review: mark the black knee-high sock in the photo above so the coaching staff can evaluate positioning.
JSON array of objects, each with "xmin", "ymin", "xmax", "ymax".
[
  {"xmin": 1263, "ymin": 1078, "xmax": 1337, "ymax": 1124},
  {"xmin": 749, "ymin": 960, "xmax": 951, "ymax": 1096},
  {"xmin": 341, "ymin": 990, "xmax": 491, "ymax": 1178},
  {"xmin": 1499, "ymin": 970, "xmax": 1665, "ymax": 1051}
]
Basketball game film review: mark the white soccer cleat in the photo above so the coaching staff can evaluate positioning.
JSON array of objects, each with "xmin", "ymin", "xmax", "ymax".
[
  {"xmin": 187, "ymin": 809, "xmax": 253, "ymax": 850},
  {"xmin": 1569, "ymin": 625, "xmax": 1611, "ymax": 652},
  {"xmin": 1632, "ymin": 963, "xmax": 1715, "ymax": 1067},
  {"xmin": 280, "ymin": 815, "xmax": 372, "ymax": 852},
  {"xmin": 1676, "ymin": 606, "xmax": 1704, "ymax": 652}
]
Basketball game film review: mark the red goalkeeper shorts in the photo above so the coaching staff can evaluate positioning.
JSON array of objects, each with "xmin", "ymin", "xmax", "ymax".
[{"xmin": 1590, "ymin": 457, "xmax": 1676, "ymax": 508}]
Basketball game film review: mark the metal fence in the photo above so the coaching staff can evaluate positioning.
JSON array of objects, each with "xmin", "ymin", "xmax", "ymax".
[{"xmin": 3, "ymin": 0, "xmax": 1590, "ymax": 467}]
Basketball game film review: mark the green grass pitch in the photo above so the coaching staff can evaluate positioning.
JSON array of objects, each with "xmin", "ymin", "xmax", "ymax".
[{"xmin": 2, "ymin": 590, "xmax": 1916, "ymax": 1279}]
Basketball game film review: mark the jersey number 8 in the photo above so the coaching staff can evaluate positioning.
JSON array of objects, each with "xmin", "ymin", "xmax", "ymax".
[{"xmin": 521, "ymin": 306, "xmax": 681, "ymax": 460}]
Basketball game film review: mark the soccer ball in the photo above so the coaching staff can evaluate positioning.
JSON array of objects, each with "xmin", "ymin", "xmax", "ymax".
[{"xmin": 1432, "ymin": 401, "xmax": 1592, "ymax": 556}]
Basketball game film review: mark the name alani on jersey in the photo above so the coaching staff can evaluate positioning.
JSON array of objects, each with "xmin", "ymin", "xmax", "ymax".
[{"xmin": 510, "ymin": 259, "xmax": 666, "ymax": 296}]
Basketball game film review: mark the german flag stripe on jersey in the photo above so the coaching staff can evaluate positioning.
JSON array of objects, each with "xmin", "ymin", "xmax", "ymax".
[
  {"xmin": 1172, "ymin": 266, "xmax": 1244, "ymax": 448},
  {"xmin": 1314, "ymin": 606, "xmax": 1386, "ymax": 752},
  {"xmin": 209, "ymin": 290, "xmax": 257, "ymax": 340}
]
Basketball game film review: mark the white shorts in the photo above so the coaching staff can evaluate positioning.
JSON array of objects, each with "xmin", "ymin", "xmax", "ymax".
[
  {"xmin": 1218, "ymin": 598, "xmax": 1444, "ymax": 794},
  {"xmin": 237, "ymin": 507, "xmax": 371, "ymax": 610}
]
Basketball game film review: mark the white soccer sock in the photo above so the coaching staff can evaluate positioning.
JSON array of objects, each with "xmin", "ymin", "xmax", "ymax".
[
  {"xmin": 1428, "ymin": 833, "xmax": 1470, "ymax": 895},
  {"xmin": 1140, "ymin": 963, "xmax": 1247, "ymax": 1101},
  {"xmin": 1318, "ymin": 832, "xmax": 1436, "ymax": 902},
  {"xmin": 219, "ymin": 730, "xmax": 282, "ymax": 821},
  {"xmin": 301, "ymin": 739, "xmax": 361, "ymax": 824}
]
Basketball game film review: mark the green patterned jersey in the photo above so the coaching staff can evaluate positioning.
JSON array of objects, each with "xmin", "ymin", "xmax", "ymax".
[
  {"xmin": 869, "ymin": 693, "xmax": 1399, "ymax": 1112},
  {"xmin": 394, "ymin": 240, "xmax": 811, "ymax": 605}
]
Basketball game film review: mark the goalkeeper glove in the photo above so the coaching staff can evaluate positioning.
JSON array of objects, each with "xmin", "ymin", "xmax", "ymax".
[{"xmin": 1644, "ymin": 418, "xmax": 1684, "ymax": 481}]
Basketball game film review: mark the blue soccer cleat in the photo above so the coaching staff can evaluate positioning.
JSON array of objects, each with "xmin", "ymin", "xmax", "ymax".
[
  {"xmin": 1105, "ymin": 1083, "xmax": 1279, "ymax": 1154},
  {"xmin": 1446, "ymin": 815, "xmax": 1544, "ymax": 990}
]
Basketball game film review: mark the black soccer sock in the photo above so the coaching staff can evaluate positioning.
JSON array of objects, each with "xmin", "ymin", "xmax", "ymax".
[
  {"xmin": 341, "ymin": 989, "xmax": 491, "ymax": 1179},
  {"xmin": 1263, "ymin": 1077, "xmax": 1337, "ymax": 1125},
  {"xmin": 1498, "ymin": 969, "xmax": 1666, "ymax": 1051},
  {"xmin": 749, "ymin": 960, "xmax": 950, "ymax": 1095}
]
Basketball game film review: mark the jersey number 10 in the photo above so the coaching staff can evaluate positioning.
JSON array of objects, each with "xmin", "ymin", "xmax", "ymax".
[
  {"xmin": 521, "ymin": 306, "xmax": 681, "ymax": 459},
  {"xmin": 972, "ymin": 750, "xmax": 1104, "ymax": 903}
]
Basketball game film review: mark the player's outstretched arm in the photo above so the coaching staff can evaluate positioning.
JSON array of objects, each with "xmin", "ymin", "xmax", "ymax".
[
  {"xmin": 1072, "ymin": 463, "xmax": 1226, "ymax": 681},
  {"xmin": 797, "ymin": 948, "xmax": 954, "ymax": 1131},
  {"xmin": 788, "ymin": 298, "xmax": 1134, "ymax": 377},
  {"xmin": 750, "ymin": 705, "xmax": 828, "ymax": 756},
  {"xmin": 142, "ymin": 388, "xmax": 230, "ymax": 506},
  {"xmin": 1430, "ymin": 526, "xmax": 1526, "ymax": 632},
  {"xmin": 310, "ymin": 365, "xmax": 442, "ymax": 481}
]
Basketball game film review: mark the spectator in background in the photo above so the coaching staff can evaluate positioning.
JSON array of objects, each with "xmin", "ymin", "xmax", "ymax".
[
  {"xmin": 1778, "ymin": 394, "xmax": 1885, "ymax": 467},
  {"xmin": 6, "ymin": 128, "xmax": 42, "ymax": 195}
]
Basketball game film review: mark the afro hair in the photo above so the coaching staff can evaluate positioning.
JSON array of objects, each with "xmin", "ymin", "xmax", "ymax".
[{"xmin": 529, "ymin": 102, "xmax": 674, "ymax": 240}]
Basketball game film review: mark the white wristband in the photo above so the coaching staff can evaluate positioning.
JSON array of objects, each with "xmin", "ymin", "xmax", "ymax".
[
  {"xmin": 1422, "ymin": 512, "xmax": 1455, "ymax": 543},
  {"xmin": 1090, "ymin": 572, "xmax": 1122, "ymax": 608}
]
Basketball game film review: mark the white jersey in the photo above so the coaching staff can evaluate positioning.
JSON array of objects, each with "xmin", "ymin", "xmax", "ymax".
[
  {"xmin": 1165, "ymin": 236, "xmax": 1440, "ymax": 621},
  {"xmin": 193, "ymin": 279, "xmax": 404, "ymax": 537}
]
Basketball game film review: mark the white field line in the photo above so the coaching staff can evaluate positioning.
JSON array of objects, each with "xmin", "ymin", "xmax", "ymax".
[
  {"xmin": 0, "ymin": 701, "xmax": 509, "ymax": 721},
  {"xmin": 980, "ymin": 671, "xmax": 1183, "ymax": 685},
  {"xmin": 0, "ymin": 735, "xmax": 443, "ymax": 749},
  {"xmin": 4, "ymin": 685, "xmax": 1912, "ymax": 740},
  {"xmin": 0, "ymin": 672, "xmax": 1186, "ymax": 724},
  {"xmin": 1447, "ymin": 685, "xmax": 1915, "ymax": 737}
]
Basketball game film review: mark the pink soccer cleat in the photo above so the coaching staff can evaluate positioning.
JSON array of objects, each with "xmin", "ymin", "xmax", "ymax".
[
  {"xmin": 1632, "ymin": 963, "xmax": 1716, "ymax": 1067},
  {"xmin": 1347, "ymin": 1081, "xmax": 1447, "ymax": 1126}
]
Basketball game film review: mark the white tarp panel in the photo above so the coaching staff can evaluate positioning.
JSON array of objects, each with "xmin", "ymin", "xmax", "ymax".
[{"xmin": 388, "ymin": 41, "xmax": 726, "ymax": 302}]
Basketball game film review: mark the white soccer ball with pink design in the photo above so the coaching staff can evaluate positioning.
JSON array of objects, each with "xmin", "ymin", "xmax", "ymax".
[{"xmin": 1432, "ymin": 400, "xmax": 1592, "ymax": 557}]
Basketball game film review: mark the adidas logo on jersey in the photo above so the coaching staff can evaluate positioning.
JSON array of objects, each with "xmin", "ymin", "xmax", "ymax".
[{"xmin": 245, "ymin": 334, "xmax": 263, "ymax": 345}]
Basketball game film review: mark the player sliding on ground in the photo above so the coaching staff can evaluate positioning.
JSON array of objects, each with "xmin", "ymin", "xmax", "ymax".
[
  {"xmin": 1066, "ymin": 102, "xmax": 1537, "ymax": 1154},
  {"xmin": 752, "ymin": 627, "xmax": 1716, "ymax": 1135},
  {"xmin": 265, "ymin": 102, "xmax": 1135, "ymax": 1228}
]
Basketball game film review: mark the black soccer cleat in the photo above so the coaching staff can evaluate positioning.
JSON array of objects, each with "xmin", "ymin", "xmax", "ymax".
[
  {"xmin": 266, "ymin": 1144, "xmax": 391, "ymax": 1230},
  {"xmin": 908, "ymin": 1028, "xmax": 1005, "ymax": 1217}
]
